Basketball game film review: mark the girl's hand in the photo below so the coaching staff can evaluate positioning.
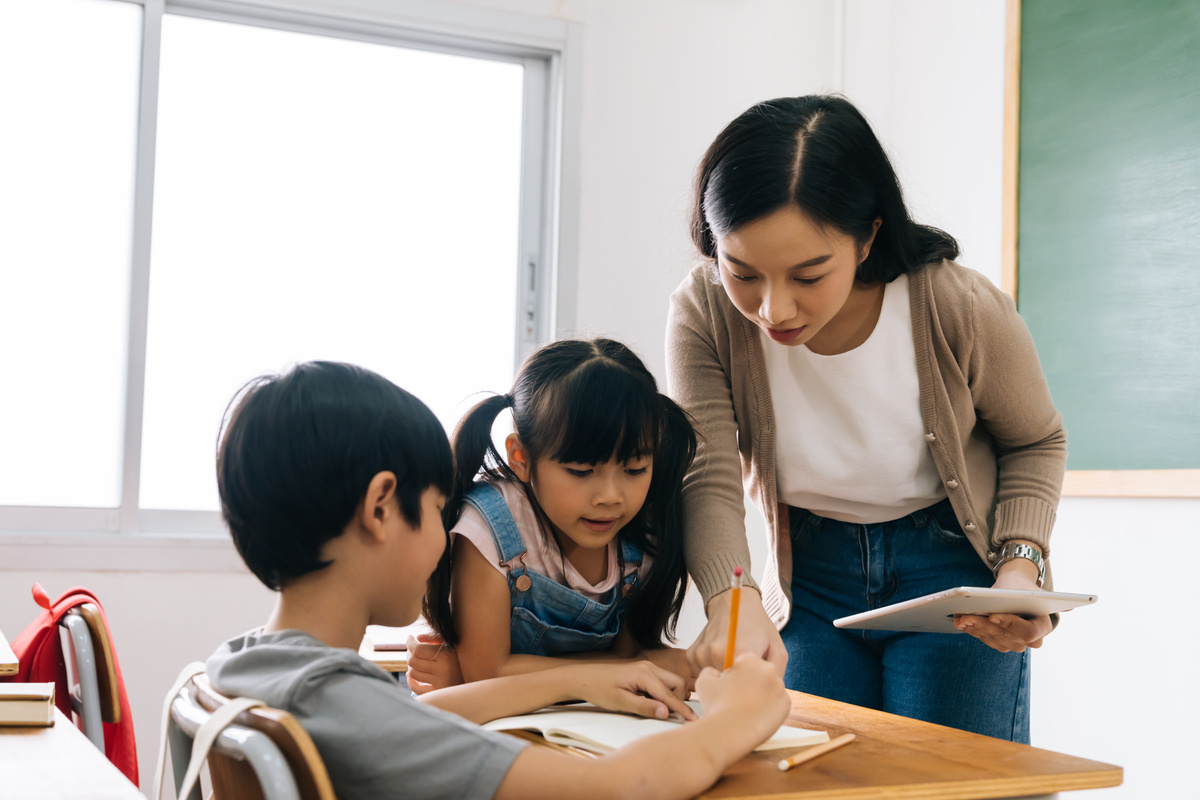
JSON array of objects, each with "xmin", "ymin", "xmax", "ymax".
[
  {"xmin": 694, "ymin": 654, "xmax": 791, "ymax": 746},
  {"xmin": 687, "ymin": 587, "xmax": 788, "ymax": 677},
  {"xmin": 405, "ymin": 633, "xmax": 464, "ymax": 694},
  {"xmin": 954, "ymin": 564, "xmax": 1053, "ymax": 653},
  {"xmin": 570, "ymin": 661, "xmax": 698, "ymax": 721},
  {"xmin": 637, "ymin": 646, "xmax": 697, "ymax": 693}
]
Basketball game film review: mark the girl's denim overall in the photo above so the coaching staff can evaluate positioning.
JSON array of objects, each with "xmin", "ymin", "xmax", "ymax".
[{"xmin": 463, "ymin": 483, "xmax": 641, "ymax": 657}]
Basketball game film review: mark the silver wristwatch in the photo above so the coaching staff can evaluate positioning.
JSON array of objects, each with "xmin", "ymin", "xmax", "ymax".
[{"xmin": 992, "ymin": 542, "xmax": 1045, "ymax": 587}]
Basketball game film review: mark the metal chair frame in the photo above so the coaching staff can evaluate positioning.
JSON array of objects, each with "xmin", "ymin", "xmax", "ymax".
[
  {"xmin": 168, "ymin": 685, "xmax": 302, "ymax": 800},
  {"xmin": 58, "ymin": 605, "xmax": 111, "ymax": 750}
]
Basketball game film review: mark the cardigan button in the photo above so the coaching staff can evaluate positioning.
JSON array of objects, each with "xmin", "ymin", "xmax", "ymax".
[
  {"xmin": 987, "ymin": 550, "xmax": 998, "ymax": 562},
  {"xmin": 924, "ymin": 432, "xmax": 937, "ymax": 442},
  {"xmin": 964, "ymin": 521, "xmax": 977, "ymax": 532},
  {"xmin": 946, "ymin": 479, "xmax": 959, "ymax": 490}
]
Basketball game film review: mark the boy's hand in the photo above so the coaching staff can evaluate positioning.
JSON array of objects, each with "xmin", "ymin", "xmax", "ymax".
[
  {"xmin": 405, "ymin": 633, "xmax": 464, "ymax": 694},
  {"xmin": 571, "ymin": 661, "xmax": 698, "ymax": 721},
  {"xmin": 637, "ymin": 646, "xmax": 697, "ymax": 693},
  {"xmin": 694, "ymin": 653, "xmax": 790, "ymax": 745}
]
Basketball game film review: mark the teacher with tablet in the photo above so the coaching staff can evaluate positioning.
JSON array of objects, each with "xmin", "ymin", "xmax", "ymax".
[{"xmin": 667, "ymin": 95, "xmax": 1065, "ymax": 743}]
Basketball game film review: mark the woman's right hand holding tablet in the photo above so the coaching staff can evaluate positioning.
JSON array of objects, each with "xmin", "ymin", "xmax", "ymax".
[{"xmin": 687, "ymin": 586, "xmax": 789, "ymax": 677}]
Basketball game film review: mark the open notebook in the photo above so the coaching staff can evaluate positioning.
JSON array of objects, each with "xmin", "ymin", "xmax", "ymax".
[{"xmin": 483, "ymin": 700, "xmax": 827, "ymax": 755}]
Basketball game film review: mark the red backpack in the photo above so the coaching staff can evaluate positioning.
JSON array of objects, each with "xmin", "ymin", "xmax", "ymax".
[{"xmin": 1, "ymin": 583, "xmax": 139, "ymax": 785}]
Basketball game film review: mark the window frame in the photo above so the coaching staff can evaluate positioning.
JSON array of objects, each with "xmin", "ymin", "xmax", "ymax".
[{"xmin": 0, "ymin": 0, "xmax": 580, "ymax": 569}]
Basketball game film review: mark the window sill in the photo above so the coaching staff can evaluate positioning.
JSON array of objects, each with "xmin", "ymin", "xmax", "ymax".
[{"xmin": 0, "ymin": 531, "xmax": 245, "ymax": 573}]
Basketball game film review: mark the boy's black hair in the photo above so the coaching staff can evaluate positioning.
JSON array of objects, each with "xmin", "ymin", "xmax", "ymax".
[
  {"xmin": 217, "ymin": 361, "xmax": 453, "ymax": 590},
  {"xmin": 425, "ymin": 338, "xmax": 697, "ymax": 650}
]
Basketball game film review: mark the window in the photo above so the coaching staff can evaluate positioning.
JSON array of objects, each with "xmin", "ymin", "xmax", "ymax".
[{"xmin": 0, "ymin": 0, "xmax": 573, "ymax": 539}]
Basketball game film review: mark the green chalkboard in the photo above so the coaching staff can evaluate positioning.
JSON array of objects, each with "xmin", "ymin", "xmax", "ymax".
[{"xmin": 1017, "ymin": 0, "xmax": 1200, "ymax": 470}]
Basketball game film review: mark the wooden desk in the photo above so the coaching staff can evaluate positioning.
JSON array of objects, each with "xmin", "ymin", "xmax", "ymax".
[
  {"xmin": 0, "ymin": 627, "xmax": 18, "ymax": 676},
  {"xmin": 0, "ymin": 708, "xmax": 143, "ymax": 799},
  {"xmin": 698, "ymin": 691, "xmax": 1122, "ymax": 799},
  {"xmin": 358, "ymin": 636, "xmax": 408, "ymax": 673}
]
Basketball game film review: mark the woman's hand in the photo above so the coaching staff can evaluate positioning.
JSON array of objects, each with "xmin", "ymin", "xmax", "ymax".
[
  {"xmin": 405, "ymin": 633, "xmax": 464, "ymax": 694},
  {"xmin": 687, "ymin": 587, "xmax": 788, "ymax": 677},
  {"xmin": 954, "ymin": 556, "xmax": 1053, "ymax": 653},
  {"xmin": 637, "ymin": 646, "xmax": 697, "ymax": 693},
  {"xmin": 570, "ymin": 661, "xmax": 698, "ymax": 720}
]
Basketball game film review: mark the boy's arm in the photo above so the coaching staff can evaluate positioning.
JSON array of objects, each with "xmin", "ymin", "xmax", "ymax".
[
  {"xmin": 416, "ymin": 660, "xmax": 695, "ymax": 723},
  {"xmin": 494, "ymin": 655, "xmax": 791, "ymax": 800}
]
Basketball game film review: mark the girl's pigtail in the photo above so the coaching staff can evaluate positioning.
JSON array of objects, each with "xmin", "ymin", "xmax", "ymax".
[
  {"xmin": 624, "ymin": 397, "xmax": 697, "ymax": 648},
  {"xmin": 424, "ymin": 393, "xmax": 515, "ymax": 646}
]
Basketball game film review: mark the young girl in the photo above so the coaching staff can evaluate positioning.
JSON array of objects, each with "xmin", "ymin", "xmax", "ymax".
[
  {"xmin": 424, "ymin": 338, "xmax": 697, "ymax": 684},
  {"xmin": 669, "ymin": 95, "xmax": 1066, "ymax": 743}
]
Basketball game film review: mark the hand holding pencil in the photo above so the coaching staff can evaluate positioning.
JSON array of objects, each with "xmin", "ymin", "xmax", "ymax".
[
  {"xmin": 724, "ymin": 566, "xmax": 743, "ymax": 670},
  {"xmin": 686, "ymin": 569, "xmax": 789, "ymax": 677}
]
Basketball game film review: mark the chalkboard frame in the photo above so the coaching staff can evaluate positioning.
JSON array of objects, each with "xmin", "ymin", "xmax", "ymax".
[{"xmin": 1001, "ymin": 0, "xmax": 1200, "ymax": 498}]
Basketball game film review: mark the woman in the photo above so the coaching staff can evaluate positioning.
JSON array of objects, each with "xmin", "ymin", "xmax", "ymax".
[{"xmin": 667, "ymin": 95, "xmax": 1065, "ymax": 742}]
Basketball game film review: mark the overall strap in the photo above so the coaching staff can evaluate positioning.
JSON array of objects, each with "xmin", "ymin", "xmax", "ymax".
[
  {"xmin": 463, "ymin": 483, "xmax": 529, "ymax": 579},
  {"xmin": 619, "ymin": 538, "xmax": 643, "ymax": 594}
]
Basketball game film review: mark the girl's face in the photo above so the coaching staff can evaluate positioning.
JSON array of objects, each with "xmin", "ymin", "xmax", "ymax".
[
  {"xmin": 716, "ymin": 204, "xmax": 881, "ymax": 355},
  {"xmin": 506, "ymin": 435, "xmax": 652, "ymax": 556}
]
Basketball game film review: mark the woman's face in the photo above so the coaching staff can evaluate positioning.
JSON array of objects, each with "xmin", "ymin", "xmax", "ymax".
[{"xmin": 715, "ymin": 205, "xmax": 879, "ymax": 354}]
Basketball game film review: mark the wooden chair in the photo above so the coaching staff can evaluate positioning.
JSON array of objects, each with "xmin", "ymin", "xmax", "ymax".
[
  {"xmin": 58, "ymin": 602, "xmax": 120, "ymax": 750},
  {"xmin": 167, "ymin": 672, "xmax": 337, "ymax": 800}
]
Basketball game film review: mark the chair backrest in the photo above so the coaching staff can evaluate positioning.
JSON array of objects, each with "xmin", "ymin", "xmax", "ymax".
[
  {"xmin": 58, "ymin": 602, "xmax": 120, "ymax": 750},
  {"xmin": 167, "ymin": 673, "xmax": 337, "ymax": 800}
]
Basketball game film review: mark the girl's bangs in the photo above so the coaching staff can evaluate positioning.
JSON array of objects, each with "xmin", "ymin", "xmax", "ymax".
[{"xmin": 539, "ymin": 363, "xmax": 658, "ymax": 465}]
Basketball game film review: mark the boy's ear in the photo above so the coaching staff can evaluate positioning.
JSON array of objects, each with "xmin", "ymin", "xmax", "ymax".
[
  {"xmin": 505, "ymin": 434, "xmax": 532, "ymax": 482},
  {"xmin": 359, "ymin": 471, "xmax": 398, "ymax": 542}
]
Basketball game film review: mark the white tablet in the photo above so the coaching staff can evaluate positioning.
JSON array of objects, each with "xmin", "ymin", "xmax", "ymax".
[{"xmin": 832, "ymin": 587, "xmax": 1098, "ymax": 634}]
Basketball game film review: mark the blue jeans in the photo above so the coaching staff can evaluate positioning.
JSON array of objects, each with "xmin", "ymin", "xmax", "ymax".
[{"xmin": 779, "ymin": 499, "xmax": 1031, "ymax": 742}]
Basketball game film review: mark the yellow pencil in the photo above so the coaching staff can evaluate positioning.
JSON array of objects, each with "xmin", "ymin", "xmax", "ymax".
[
  {"xmin": 723, "ymin": 566, "xmax": 743, "ymax": 670},
  {"xmin": 777, "ymin": 733, "xmax": 856, "ymax": 771}
]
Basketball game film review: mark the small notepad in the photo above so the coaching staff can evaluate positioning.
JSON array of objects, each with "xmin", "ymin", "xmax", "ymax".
[
  {"xmin": 0, "ymin": 682, "xmax": 55, "ymax": 727},
  {"xmin": 483, "ymin": 700, "xmax": 826, "ymax": 755},
  {"xmin": 364, "ymin": 623, "xmax": 432, "ymax": 651}
]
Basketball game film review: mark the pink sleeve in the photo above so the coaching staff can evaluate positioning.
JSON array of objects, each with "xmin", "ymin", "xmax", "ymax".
[{"xmin": 451, "ymin": 505, "xmax": 506, "ymax": 576}]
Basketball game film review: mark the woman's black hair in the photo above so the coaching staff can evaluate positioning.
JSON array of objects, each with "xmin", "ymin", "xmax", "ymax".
[
  {"xmin": 424, "ymin": 339, "xmax": 696, "ymax": 650},
  {"xmin": 217, "ymin": 361, "xmax": 453, "ymax": 590},
  {"xmin": 691, "ymin": 95, "xmax": 958, "ymax": 281}
]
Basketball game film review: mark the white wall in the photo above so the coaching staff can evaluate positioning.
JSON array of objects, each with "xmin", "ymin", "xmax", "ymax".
[{"xmin": 3, "ymin": 2, "xmax": 1193, "ymax": 798}]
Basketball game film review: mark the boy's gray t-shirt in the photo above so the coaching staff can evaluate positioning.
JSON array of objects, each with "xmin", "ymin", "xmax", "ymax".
[{"xmin": 206, "ymin": 629, "xmax": 526, "ymax": 800}]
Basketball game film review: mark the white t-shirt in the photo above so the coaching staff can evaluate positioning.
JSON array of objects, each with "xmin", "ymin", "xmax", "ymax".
[
  {"xmin": 452, "ymin": 481, "xmax": 651, "ymax": 601},
  {"xmin": 762, "ymin": 273, "xmax": 946, "ymax": 524}
]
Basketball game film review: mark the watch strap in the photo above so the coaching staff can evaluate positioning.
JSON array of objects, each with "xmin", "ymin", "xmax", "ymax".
[{"xmin": 993, "ymin": 541, "xmax": 1045, "ymax": 587}]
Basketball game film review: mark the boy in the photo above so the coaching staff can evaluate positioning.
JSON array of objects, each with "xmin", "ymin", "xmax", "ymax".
[{"xmin": 209, "ymin": 361, "xmax": 790, "ymax": 800}]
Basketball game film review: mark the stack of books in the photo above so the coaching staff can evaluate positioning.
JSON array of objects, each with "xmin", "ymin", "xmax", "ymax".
[{"xmin": 0, "ymin": 682, "xmax": 55, "ymax": 727}]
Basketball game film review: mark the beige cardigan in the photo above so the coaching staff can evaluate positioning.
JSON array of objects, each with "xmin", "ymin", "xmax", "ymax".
[{"xmin": 666, "ymin": 260, "xmax": 1066, "ymax": 627}]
